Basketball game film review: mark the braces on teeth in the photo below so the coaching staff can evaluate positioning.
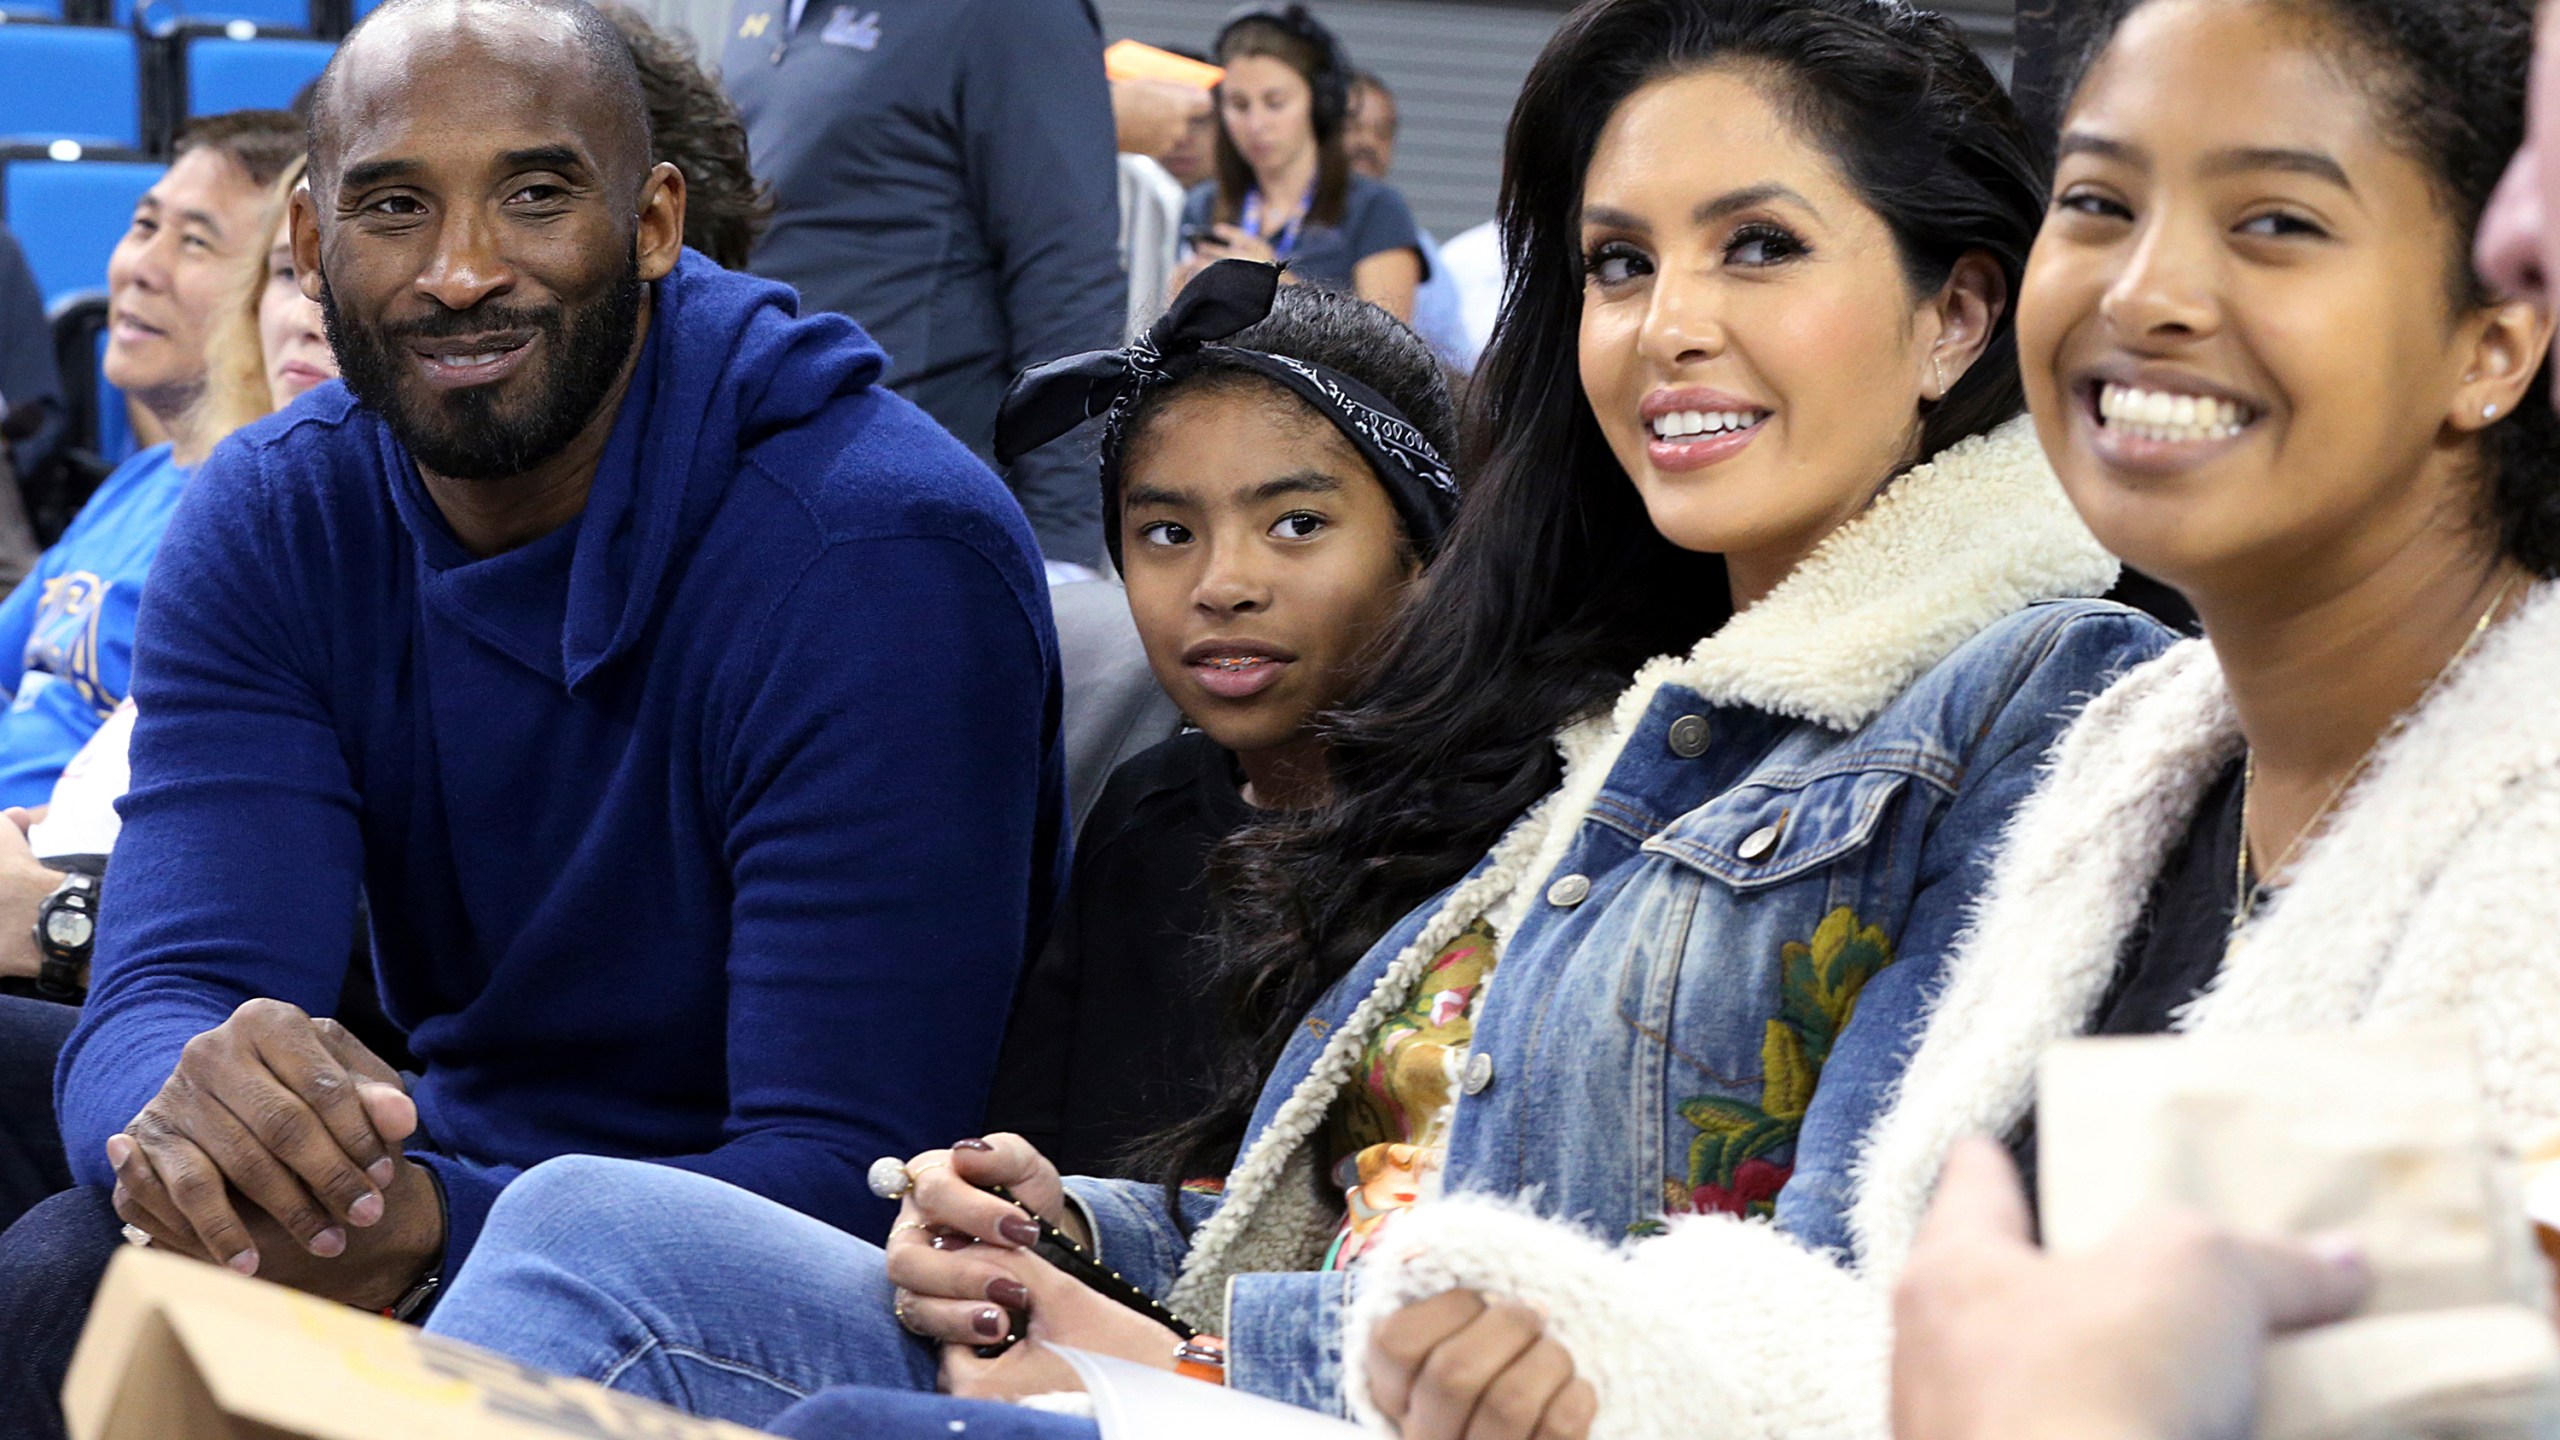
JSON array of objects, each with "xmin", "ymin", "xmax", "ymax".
[
  {"xmin": 2099, "ymin": 383, "xmax": 2253, "ymax": 443},
  {"xmin": 1203, "ymin": 656, "xmax": 1268, "ymax": 671}
]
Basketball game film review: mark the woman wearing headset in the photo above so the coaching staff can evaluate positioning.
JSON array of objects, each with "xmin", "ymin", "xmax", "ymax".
[{"xmin": 1175, "ymin": 5, "xmax": 1427, "ymax": 320}]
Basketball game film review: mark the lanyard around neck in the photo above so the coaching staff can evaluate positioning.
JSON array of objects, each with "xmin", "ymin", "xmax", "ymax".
[{"xmin": 1240, "ymin": 183, "xmax": 1316, "ymax": 260}]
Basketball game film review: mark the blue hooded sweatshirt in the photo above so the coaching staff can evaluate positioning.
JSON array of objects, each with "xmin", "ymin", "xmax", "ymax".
[{"xmin": 56, "ymin": 252, "xmax": 1067, "ymax": 1269}]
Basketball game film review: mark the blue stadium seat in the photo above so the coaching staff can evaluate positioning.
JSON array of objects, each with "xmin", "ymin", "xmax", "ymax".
[
  {"xmin": 0, "ymin": 1, "xmax": 71, "ymax": 21},
  {"xmin": 0, "ymin": 157, "xmax": 163, "ymax": 307},
  {"xmin": 37, "ymin": 293, "xmax": 130, "ymax": 543},
  {"xmin": 0, "ymin": 28, "xmax": 143, "ymax": 151},
  {"xmin": 183, "ymin": 33, "xmax": 332, "ymax": 116},
  {"xmin": 127, "ymin": 0, "xmax": 310, "ymax": 34}
]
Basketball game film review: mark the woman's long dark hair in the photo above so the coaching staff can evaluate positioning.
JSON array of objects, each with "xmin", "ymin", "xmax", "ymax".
[{"xmin": 1139, "ymin": 0, "xmax": 2051, "ymax": 1200}]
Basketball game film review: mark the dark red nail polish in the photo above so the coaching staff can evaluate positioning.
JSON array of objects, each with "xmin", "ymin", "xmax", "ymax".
[
  {"xmin": 930, "ymin": 1231, "xmax": 976, "ymax": 1251},
  {"xmin": 953, "ymin": 1138, "xmax": 995, "ymax": 1152},
  {"xmin": 972, "ymin": 1306, "xmax": 1006, "ymax": 1339},
  {"xmin": 987, "ymin": 1278, "xmax": 1031, "ymax": 1309},
  {"xmin": 998, "ymin": 1215, "xmax": 1041, "ymax": 1247}
]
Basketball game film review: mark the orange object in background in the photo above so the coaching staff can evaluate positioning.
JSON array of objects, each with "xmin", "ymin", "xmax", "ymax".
[{"xmin": 1106, "ymin": 39, "xmax": 1224, "ymax": 91}]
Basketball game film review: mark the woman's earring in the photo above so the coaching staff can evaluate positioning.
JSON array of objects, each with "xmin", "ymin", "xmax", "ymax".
[
  {"xmin": 2485, "ymin": 402, "xmax": 2500, "ymax": 420},
  {"xmin": 1932, "ymin": 354, "xmax": 1948, "ymax": 400}
]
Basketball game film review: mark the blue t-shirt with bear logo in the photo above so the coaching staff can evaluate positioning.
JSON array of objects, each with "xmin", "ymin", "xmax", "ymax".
[{"xmin": 0, "ymin": 442, "xmax": 188, "ymax": 808}]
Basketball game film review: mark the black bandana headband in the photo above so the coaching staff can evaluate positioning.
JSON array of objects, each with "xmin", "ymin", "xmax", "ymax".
[{"xmin": 995, "ymin": 260, "xmax": 1460, "ymax": 570}]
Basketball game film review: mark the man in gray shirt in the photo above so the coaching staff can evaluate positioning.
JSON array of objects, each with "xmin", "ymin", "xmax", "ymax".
[{"xmin": 722, "ymin": 0, "xmax": 1126, "ymax": 569}]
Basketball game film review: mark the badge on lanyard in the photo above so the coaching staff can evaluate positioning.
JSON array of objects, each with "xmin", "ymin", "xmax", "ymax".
[{"xmin": 820, "ymin": 6, "xmax": 881, "ymax": 48}]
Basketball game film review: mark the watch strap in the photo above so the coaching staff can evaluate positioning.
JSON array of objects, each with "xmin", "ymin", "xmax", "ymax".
[
  {"xmin": 382, "ymin": 1157, "xmax": 451, "ymax": 1325},
  {"xmin": 32, "ymin": 870, "xmax": 99, "ymax": 1000}
]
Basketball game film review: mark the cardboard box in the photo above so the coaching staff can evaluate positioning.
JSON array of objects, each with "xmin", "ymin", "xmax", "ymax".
[{"xmin": 65, "ymin": 1247, "xmax": 774, "ymax": 1440}]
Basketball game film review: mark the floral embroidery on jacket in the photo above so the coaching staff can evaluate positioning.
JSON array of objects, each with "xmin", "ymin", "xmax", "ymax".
[
  {"xmin": 1320, "ymin": 917, "xmax": 1502, "ymax": 1266},
  {"xmin": 1665, "ymin": 907, "xmax": 1895, "ymax": 1218}
]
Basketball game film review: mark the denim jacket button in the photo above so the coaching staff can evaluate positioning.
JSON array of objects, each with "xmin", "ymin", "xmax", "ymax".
[
  {"xmin": 1462, "ymin": 1051, "xmax": 1495, "ymax": 1095},
  {"xmin": 1544, "ymin": 873, "xmax": 1591, "ymax": 908},
  {"xmin": 1738, "ymin": 823, "xmax": 1783, "ymax": 862},
  {"xmin": 1667, "ymin": 714, "xmax": 1711, "ymax": 758}
]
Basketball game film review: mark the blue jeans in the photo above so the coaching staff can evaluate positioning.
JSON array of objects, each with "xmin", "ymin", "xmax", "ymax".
[
  {"xmin": 0, "ymin": 993, "xmax": 103, "ymax": 1440},
  {"xmin": 0, "ymin": 1183, "xmax": 122, "ymax": 1440},
  {"xmin": 429, "ymin": 1155, "xmax": 1098, "ymax": 1440},
  {"xmin": 0, "ymin": 993, "xmax": 78, "ymax": 1228}
]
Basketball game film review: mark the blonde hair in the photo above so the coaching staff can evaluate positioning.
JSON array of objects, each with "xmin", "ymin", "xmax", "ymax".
[{"xmin": 192, "ymin": 154, "xmax": 308, "ymax": 451}]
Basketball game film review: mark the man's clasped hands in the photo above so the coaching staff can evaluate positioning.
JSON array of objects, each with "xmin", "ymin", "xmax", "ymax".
[{"xmin": 101, "ymin": 996, "xmax": 440, "ymax": 1312}]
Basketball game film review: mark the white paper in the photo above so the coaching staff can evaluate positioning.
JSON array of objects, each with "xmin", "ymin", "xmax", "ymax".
[
  {"xmin": 1054, "ymin": 1348, "xmax": 1371, "ymax": 1440},
  {"xmin": 28, "ymin": 699, "xmax": 131, "ymax": 861}
]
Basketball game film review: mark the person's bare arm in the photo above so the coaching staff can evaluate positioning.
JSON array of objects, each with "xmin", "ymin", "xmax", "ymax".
[
  {"xmin": 0, "ymin": 807, "xmax": 63, "ymax": 981},
  {"xmin": 1355, "ymin": 248, "xmax": 1423, "ymax": 323}
]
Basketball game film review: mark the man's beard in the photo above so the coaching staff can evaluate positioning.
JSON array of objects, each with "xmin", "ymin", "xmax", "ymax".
[{"xmin": 321, "ymin": 246, "xmax": 645, "ymax": 482}]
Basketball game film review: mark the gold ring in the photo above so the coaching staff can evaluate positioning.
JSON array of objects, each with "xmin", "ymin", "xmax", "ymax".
[
  {"xmin": 893, "ymin": 1290, "xmax": 918, "ymax": 1334},
  {"xmin": 888, "ymin": 1219, "xmax": 929, "ymax": 1242}
]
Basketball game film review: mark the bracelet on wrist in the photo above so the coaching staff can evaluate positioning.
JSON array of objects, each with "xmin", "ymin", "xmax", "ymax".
[{"xmin": 1174, "ymin": 1335, "xmax": 1227, "ymax": 1386}]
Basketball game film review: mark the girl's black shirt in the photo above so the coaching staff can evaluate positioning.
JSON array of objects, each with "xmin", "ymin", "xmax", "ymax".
[
  {"xmin": 985, "ymin": 731, "xmax": 1256, "ymax": 1179},
  {"xmin": 2011, "ymin": 756, "xmax": 2246, "ymax": 1197},
  {"xmin": 2090, "ymin": 756, "xmax": 2249, "ymax": 1036}
]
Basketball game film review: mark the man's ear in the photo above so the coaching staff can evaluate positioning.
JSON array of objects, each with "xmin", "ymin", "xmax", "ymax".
[
  {"xmin": 291, "ymin": 182, "xmax": 325, "ymax": 303},
  {"xmin": 635, "ymin": 160, "xmax": 687, "ymax": 281}
]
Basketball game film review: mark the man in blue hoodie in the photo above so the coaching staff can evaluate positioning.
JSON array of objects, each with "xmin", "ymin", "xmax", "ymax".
[{"xmin": 0, "ymin": 0, "xmax": 1065, "ymax": 1426}]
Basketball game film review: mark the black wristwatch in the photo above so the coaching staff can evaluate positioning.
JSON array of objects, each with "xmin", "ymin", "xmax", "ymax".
[{"xmin": 32, "ymin": 870, "xmax": 99, "ymax": 1001}]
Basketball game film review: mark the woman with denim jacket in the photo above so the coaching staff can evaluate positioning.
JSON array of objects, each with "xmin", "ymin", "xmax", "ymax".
[
  {"xmin": 417, "ymin": 0, "xmax": 2170, "ymax": 1428},
  {"xmin": 1346, "ymin": 3, "xmax": 2560, "ymax": 1440}
]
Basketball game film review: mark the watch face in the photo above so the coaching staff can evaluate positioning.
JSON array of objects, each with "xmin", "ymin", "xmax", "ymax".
[{"xmin": 44, "ymin": 908, "xmax": 93, "ymax": 950}]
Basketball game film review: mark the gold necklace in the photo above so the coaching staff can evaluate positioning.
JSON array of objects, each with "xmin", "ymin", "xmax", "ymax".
[{"xmin": 2232, "ymin": 574, "xmax": 2521, "ymax": 932}]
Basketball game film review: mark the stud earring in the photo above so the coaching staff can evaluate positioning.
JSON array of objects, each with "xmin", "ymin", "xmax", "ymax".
[
  {"xmin": 1932, "ymin": 354, "xmax": 1947, "ymax": 399},
  {"xmin": 2486, "ymin": 403, "xmax": 2500, "ymax": 420}
]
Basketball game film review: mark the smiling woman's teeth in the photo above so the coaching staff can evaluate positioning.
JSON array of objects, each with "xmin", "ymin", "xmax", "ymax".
[
  {"xmin": 1203, "ymin": 656, "xmax": 1270, "ymax": 671},
  {"xmin": 2099, "ymin": 383, "xmax": 2253, "ymax": 444},
  {"xmin": 1649, "ymin": 409, "xmax": 1763, "ymax": 441}
]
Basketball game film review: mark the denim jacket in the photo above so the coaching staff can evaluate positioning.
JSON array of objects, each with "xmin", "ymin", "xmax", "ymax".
[{"xmin": 1060, "ymin": 418, "xmax": 2172, "ymax": 1412}]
